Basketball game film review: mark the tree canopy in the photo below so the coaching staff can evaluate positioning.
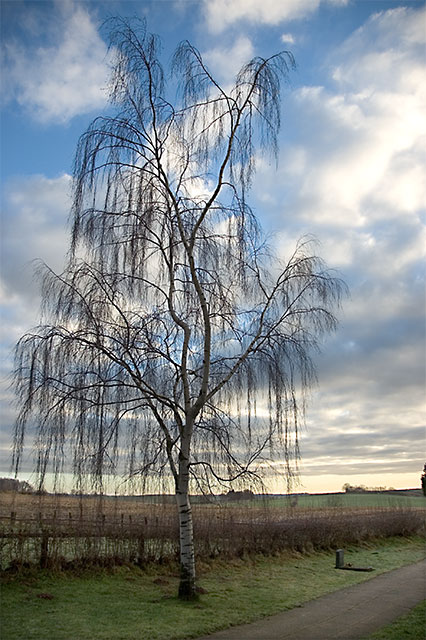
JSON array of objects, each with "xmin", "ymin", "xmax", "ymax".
[{"xmin": 13, "ymin": 18, "xmax": 346, "ymax": 597}]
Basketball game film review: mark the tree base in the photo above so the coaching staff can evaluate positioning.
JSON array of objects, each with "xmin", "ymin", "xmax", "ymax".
[
  {"xmin": 178, "ymin": 565, "xmax": 198, "ymax": 601},
  {"xmin": 178, "ymin": 589, "xmax": 199, "ymax": 601}
]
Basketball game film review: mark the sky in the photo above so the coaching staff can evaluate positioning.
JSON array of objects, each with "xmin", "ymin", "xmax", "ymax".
[{"xmin": 0, "ymin": 0, "xmax": 425, "ymax": 494}]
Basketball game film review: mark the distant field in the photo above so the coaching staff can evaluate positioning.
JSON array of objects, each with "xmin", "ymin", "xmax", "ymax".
[
  {"xmin": 252, "ymin": 492, "xmax": 426, "ymax": 510},
  {"xmin": 1, "ymin": 490, "xmax": 424, "ymax": 522}
]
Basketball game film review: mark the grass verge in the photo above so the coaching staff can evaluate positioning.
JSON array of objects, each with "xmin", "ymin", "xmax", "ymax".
[
  {"xmin": 365, "ymin": 599, "xmax": 426, "ymax": 640},
  {"xmin": 1, "ymin": 536, "xmax": 425, "ymax": 640}
]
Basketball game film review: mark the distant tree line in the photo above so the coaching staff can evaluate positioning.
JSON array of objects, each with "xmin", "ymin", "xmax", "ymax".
[
  {"xmin": 342, "ymin": 483, "xmax": 395, "ymax": 494},
  {"xmin": 221, "ymin": 489, "xmax": 255, "ymax": 501},
  {"xmin": 0, "ymin": 477, "xmax": 34, "ymax": 493}
]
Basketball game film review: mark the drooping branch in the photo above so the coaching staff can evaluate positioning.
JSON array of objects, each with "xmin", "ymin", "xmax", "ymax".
[{"xmin": 13, "ymin": 19, "xmax": 345, "ymax": 502}]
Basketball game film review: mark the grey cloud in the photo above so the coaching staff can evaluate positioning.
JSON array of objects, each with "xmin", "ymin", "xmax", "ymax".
[
  {"xmin": 302, "ymin": 426, "xmax": 424, "ymax": 454},
  {"xmin": 248, "ymin": 6, "xmax": 425, "ymax": 489},
  {"xmin": 1, "ymin": 174, "xmax": 71, "ymax": 299},
  {"xmin": 0, "ymin": 174, "xmax": 72, "ymax": 472},
  {"xmin": 299, "ymin": 459, "xmax": 423, "ymax": 477}
]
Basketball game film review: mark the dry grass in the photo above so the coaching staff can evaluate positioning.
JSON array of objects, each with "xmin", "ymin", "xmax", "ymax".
[{"xmin": 1, "ymin": 492, "xmax": 424, "ymax": 571}]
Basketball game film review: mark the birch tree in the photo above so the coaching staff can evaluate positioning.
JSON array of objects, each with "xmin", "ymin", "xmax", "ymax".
[{"xmin": 13, "ymin": 18, "xmax": 346, "ymax": 599}]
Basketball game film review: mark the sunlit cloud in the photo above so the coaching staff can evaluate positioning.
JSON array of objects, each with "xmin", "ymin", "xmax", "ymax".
[
  {"xmin": 203, "ymin": 36, "xmax": 254, "ymax": 84},
  {"xmin": 281, "ymin": 33, "xmax": 295, "ymax": 45},
  {"xmin": 2, "ymin": 3, "xmax": 110, "ymax": 123},
  {"xmin": 203, "ymin": 0, "xmax": 348, "ymax": 33}
]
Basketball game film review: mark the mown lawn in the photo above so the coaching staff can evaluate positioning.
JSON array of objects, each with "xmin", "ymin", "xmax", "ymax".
[
  {"xmin": 365, "ymin": 599, "xmax": 426, "ymax": 640},
  {"xmin": 1, "ymin": 536, "xmax": 425, "ymax": 640}
]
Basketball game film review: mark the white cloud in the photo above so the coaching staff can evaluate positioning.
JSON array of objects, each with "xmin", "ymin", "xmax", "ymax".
[
  {"xmin": 203, "ymin": 36, "xmax": 254, "ymax": 84},
  {"xmin": 260, "ymin": 6, "xmax": 426, "ymax": 236},
  {"xmin": 371, "ymin": 142, "xmax": 426, "ymax": 216},
  {"xmin": 336, "ymin": 7, "xmax": 426, "ymax": 66},
  {"xmin": 204, "ymin": 0, "xmax": 348, "ymax": 33},
  {"xmin": 2, "ymin": 4, "xmax": 110, "ymax": 123},
  {"xmin": 281, "ymin": 33, "xmax": 295, "ymax": 45}
]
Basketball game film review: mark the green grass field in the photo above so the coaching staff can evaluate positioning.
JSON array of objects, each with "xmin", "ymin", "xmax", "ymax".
[
  {"xmin": 365, "ymin": 600, "xmax": 426, "ymax": 640},
  {"xmin": 229, "ymin": 492, "xmax": 426, "ymax": 510},
  {"xmin": 1, "ymin": 536, "xmax": 425, "ymax": 640}
]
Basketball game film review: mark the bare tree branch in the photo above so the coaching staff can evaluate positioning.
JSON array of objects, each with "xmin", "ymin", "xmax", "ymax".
[{"xmin": 12, "ymin": 17, "xmax": 346, "ymax": 599}]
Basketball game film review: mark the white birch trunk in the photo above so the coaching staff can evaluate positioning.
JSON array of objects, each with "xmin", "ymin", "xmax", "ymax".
[
  {"xmin": 176, "ymin": 439, "xmax": 196, "ymax": 599},
  {"xmin": 176, "ymin": 486, "xmax": 196, "ymax": 598}
]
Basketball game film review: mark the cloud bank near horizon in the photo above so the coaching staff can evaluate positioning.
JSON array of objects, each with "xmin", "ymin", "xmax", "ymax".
[{"xmin": 253, "ymin": 6, "xmax": 425, "ymax": 484}]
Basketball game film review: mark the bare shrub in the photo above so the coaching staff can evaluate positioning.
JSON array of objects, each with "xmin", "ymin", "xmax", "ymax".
[{"xmin": 1, "ymin": 494, "xmax": 423, "ymax": 571}]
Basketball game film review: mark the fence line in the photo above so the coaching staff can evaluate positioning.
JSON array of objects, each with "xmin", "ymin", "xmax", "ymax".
[{"xmin": 1, "ymin": 506, "xmax": 424, "ymax": 571}]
